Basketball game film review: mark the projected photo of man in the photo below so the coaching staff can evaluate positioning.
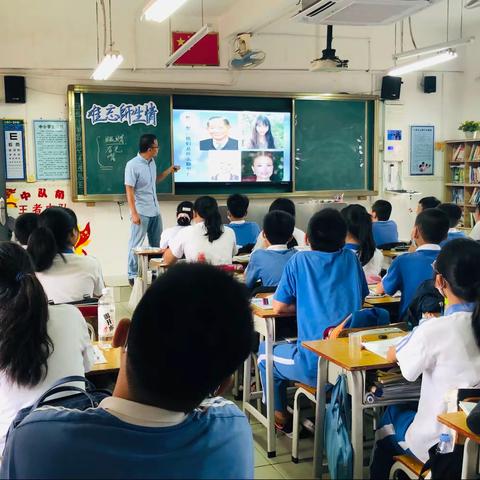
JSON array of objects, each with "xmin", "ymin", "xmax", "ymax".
[{"xmin": 199, "ymin": 116, "xmax": 239, "ymax": 151}]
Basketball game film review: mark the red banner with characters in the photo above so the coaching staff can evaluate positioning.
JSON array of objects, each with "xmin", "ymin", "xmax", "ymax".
[{"xmin": 171, "ymin": 31, "xmax": 219, "ymax": 66}]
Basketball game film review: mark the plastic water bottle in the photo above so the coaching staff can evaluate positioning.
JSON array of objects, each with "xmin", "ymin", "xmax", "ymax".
[
  {"xmin": 436, "ymin": 433, "xmax": 452, "ymax": 454},
  {"xmin": 98, "ymin": 287, "xmax": 116, "ymax": 342}
]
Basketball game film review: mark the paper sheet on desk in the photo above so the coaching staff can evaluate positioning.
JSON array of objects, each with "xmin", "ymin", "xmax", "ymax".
[
  {"xmin": 93, "ymin": 345, "xmax": 107, "ymax": 365},
  {"xmin": 362, "ymin": 336, "xmax": 403, "ymax": 359},
  {"xmin": 251, "ymin": 296, "xmax": 273, "ymax": 310}
]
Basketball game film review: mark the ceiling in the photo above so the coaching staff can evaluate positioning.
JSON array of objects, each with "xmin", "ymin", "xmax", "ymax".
[{"xmin": 176, "ymin": 0, "xmax": 239, "ymax": 17}]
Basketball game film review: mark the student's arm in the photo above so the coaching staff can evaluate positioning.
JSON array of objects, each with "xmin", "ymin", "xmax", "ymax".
[
  {"xmin": 156, "ymin": 165, "xmax": 179, "ymax": 183},
  {"xmin": 245, "ymin": 254, "xmax": 259, "ymax": 289},
  {"xmin": 92, "ymin": 257, "xmax": 105, "ymax": 297},
  {"xmin": 395, "ymin": 328, "xmax": 430, "ymax": 382},
  {"xmin": 379, "ymin": 257, "xmax": 402, "ymax": 295},
  {"xmin": 125, "ymin": 185, "xmax": 140, "ymax": 225},
  {"xmin": 386, "ymin": 346, "xmax": 397, "ymax": 363},
  {"xmin": 164, "ymin": 229, "xmax": 186, "ymax": 266},
  {"xmin": 72, "ymin": 306, "xmax": 95, "ymax": 372},
  {"xmin": 273, "ymin": 299, "xmax": 296, "ymax": 315},
  {"xmin": 162, "ymin": 248, "xmax": 178, "ymax": 266},
  {"xmin": 273, "ymin": 258, "xmax": 297, "ymax": 314}
]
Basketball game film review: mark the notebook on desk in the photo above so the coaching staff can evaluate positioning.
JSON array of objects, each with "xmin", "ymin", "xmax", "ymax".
[{"xmin": 251, "ymin": 295, "xmax": 273, "ymax": 310}]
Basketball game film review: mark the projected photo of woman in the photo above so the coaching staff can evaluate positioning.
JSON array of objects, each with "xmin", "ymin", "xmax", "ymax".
[
  {"xmin": 242, "ymin": 151, "xmax": 284, "ymax": 182},
  {"xmin": 247, "ymin": 115, "xmax": 276, "ymax": 149}
]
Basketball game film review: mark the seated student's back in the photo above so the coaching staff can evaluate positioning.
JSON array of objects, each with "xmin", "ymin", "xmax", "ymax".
[
  {"xmin": 437, "ymin": 203, "xmax": 467, "ymax": 246},
  {"xmin": 13, "ymin": 213, "xmax": 38, "ymax": 247},
  {"xmin": 28, "ymin": 207, "xmax": 104, "ymax": 304},
  {"xmin": 379, "ymin": 209, "xmax": 450, "ymax": 317},
  {"xmin": 371, "ymin": 199, "xmax": 399, "ymax": 246},
  {"xmin": 245, "ymin": 210, "xmax": 296, "ymax": 289},
  {"xmin": 253, "ymin": 198, "xmax": 306, "ymax": 251},
  {"xmin": 159, "ymin": 201, "xmax": 194, "ymax": 249},
  {"xmin": 165, "ymin": 196, "xmax": 237, "ymax": 265},
  {"xmin": 226, "ymin": 194, "xmax": 260, "ymax": 247},
  {"xmin": 0, "ymin": 242, "xmax": 93, "ymax": 453},
  {"xmin": 1, "ymin": 263, "xmax": 254, "ymax": 479}
]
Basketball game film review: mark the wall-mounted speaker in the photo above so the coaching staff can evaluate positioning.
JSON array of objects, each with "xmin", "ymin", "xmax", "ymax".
[
  {"xmin": 381, "ymin": 76, "xmax": 402, "ymax": 100},
  {"xmin": 4, "ymin": 76, "xmax": 26, "ymax": 103},
  {"xmin": 423, "ymin": 76, "xmax": 437, "ymax": 94}
]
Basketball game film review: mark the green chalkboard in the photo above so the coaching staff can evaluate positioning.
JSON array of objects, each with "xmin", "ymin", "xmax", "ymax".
[
  {"xmin": 294, "ymin": 98, "xmax": 375, "ymax": 192},
  {"xmin": 68, "ymin": 86, "xmax": 377, "ymax": 201},
  {"xmin": 70, "ymin": 89, "xmax": 172, "ymax": 201}
]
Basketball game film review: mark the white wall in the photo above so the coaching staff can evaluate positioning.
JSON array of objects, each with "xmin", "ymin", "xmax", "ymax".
[{"xmin": 0, "ymin": 0, "xmax": 478, "ymax": 280}]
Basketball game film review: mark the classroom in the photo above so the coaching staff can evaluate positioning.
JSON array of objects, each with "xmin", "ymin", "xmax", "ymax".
[{"xmin": 1, "ymin": 0, "xmax": 480, "ymax": 478}]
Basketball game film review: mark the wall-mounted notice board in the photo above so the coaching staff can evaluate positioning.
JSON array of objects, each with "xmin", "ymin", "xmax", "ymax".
[{"xmin": 68, "ymin": 86, "xmax": 378, "ymax": 201}]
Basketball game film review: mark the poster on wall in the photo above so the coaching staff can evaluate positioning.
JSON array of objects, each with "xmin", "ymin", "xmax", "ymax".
[
  {"xmin": 3, "ymin": 120, "xmax": 26, "ymax": 180},
  {"xmin": 410, "ymin": 125, "xmax": 434, "ymax": 176},
  {"xmin": 34, "ymin": 120, "xmax": 70, "ymax": 180}
]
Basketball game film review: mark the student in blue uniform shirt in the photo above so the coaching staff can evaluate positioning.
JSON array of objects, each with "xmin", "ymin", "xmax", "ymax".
[
  {"xmin": 371, "ymin": 199, "xmax": 399, "ymax": 247},
  {"xmin": 376, "ymin": 209, "xmax": 450, "ymax": 317},
  {"xmin": 437, "ymin": 203, "xmax": 467, "ymax": 246},
  {"xmin": 245, "ymin": 210, "xmax": 296, "ymax": 289},
  {"xmin": 258, "ymin": 209, "xmax": 368, "ymax": 433},
  {"xmin": 1, "ymin": 263, "xmax": 254, "ymax": 480},
  {"xmin": 226, "ymin": 193, "xmax": 261, "ymax": 248},
  {"xmin": 371, "ymin": 239, "xmax": 480, "ymax": 479}
]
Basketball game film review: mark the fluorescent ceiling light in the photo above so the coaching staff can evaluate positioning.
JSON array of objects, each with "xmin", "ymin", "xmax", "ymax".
[
  {"xmin": 388, "ymin": 50, "xmax": 457, "ymax": 76},
  {"xmin": 142, "ymin": 0, "xmax": 188, "ymax": 23},
  {"xmin": 91, "ymin": 50, "xmax": 124, "ymax": 80},
  {"xmin": 393, "ymin": 37, "xmax": 474, "ymax": 61},
  {"xmin": 165, "ymin": 24, "xmax": 212, "ymax": 67}
]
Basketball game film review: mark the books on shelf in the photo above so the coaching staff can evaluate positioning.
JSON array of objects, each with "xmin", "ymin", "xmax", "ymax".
[
  {"xmin": 452, "ymin": 187, "xmax": 464, "ymax": 204},
  {"xmin": 453, "ymin": 143, "xmax": 466, "ymax": 162},
  {"xmin": 469, "ymin": 143, "xmax": 480, "ymax": 162},
  {"xmin": 470, "ymin": 188, "xmax": 480, "ymax": 205},
  {"xmin": 469, "ymin": 165, "xmax": 480, "ymax": 184},
  {"xmin": 451, "ymin": 165, "xmax": 465, "ymax": 183}
]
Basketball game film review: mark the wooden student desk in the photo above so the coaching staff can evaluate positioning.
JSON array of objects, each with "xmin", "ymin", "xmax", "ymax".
[
  {"xmin": 364, "ymin": 294, "xmax": 401, "ymax": 307},
  {"xmin": 88, "ymin": 342, "xmax": 121, "ymax": 376},
  {"xmin": 381, "ymin": 249, "xmax": 408, "ymax": 259},
  {"xmin": 303, "ymin": 334, "xmax": 416, "ymax": 479},
  {"xmin": 243, "ymin": 301, "xmax": 293, "ymax": 458},
  {"xmin": 134, "ymin": 248, "xmax": 164, "ymax": 294},
  {"xmin": 438, "ymin": 411, "xmax": 480, "ymax": 479}
]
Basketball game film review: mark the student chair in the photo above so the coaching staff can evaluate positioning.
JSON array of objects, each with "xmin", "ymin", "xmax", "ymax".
[{"xmin": 389, "ymin": 455, "xmax": 431, "ymax": 479}]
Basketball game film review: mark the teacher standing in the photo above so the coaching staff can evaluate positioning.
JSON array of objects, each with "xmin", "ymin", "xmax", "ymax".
[{"xmin": 125, "ymin": 134, "xmax": 178, "ymax": 285}]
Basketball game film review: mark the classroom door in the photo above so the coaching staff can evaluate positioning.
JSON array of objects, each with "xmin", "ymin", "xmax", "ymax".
[{"xmin": 0, "ymin": 120, "xmax": 11, "ymax": 241}]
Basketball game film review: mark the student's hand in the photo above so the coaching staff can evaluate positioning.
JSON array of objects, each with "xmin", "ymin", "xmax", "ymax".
[
  {"xmin": 131, "ymin": 212, "xmax": 141, "ymax": 225},
  {"xmin": 386, "ymin": 346, "xmax": 397, "ymax": 363},
  {"xmin": 375, "ymin": 282, "xmax": 385, "ymax": 295}
]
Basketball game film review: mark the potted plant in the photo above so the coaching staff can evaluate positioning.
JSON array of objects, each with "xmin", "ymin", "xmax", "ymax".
[{"xmin": 459, "ymin": 121, "xmax": 480, "ymax": 139}]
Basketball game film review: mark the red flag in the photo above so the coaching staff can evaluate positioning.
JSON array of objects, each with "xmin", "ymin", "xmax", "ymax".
[{"xmin": 171, "ymin": 31, "xmax": 219, "ymax": 66}]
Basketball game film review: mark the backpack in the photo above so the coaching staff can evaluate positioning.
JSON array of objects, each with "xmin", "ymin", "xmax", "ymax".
[
  {"xmin": 325, "ymin": 374, "xmax": 353, "ymax": 479},
  {"xmin": 401, "ymin": 279, "xmax": 444, "ymax": 329}
]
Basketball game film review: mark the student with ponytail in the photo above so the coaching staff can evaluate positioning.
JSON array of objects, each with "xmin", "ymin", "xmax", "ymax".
[
  {"xmin": 159, "ymin": 201, "xmax": 194, "ymax": 249},
  {"xmin": 0, "ymin": 242, "xmax": 94, "ymax": 452},
  {"xmin": 342, "ymin": 204, "xmax": 383, "ymax": 281},
  {"xmin": 28, "ymin": 207, "xmax": 104, "ymax": 304},
  {"xmin": 371, "ymin": 238, "xmax": 480, "ymax": 478},
  {"xmin": 164, "ymin": 196, "xmax": 237, "ymax": 265}
]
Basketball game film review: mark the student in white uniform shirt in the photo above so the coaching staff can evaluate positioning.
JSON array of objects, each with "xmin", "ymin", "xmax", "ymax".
[
  {"xmin": 159, "ymin": 201, "xmax": 194, "ymax": 249},
  {"xmin": 0, "ymin": 242, "xmax": 94, "ymax": 454},
  {"xmin": 371, "ymin": 238, "xmax": 480, "ymax": 479},
  {"xmin": 469, "ymin": 203, "xmax": 480, "ymax": 241},
  {"xmin": 28, "ymin": 207, "xmax": 104, "ymax": 304},
  {"xmin": 341, "ymin": 204, "xmax": 383, "ymax": 282},
  {"xmin": 253, "ymin": 198, "xmax": 306, "ymax": 251},
  {"xmin": 164, "ymin": 196, "xmax": 237, "ymax": 266}
]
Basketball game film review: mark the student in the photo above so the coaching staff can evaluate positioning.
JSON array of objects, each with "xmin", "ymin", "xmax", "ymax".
[
  {"xmin": 342, "ymin": 204, "xmax": 383, "ymax": 281},
  {"xmin": 245, "ymin": 210, "xmax": 296, "ymax": 289},
  {"xmin": 371, "ymin": 199, "xmax": 399, "ymax": 246},
  {"xmin": 199, "ymin": 117, "xmax": 238, "ymax": 151},
  {"xmin": 253, "ymin": 198, "xmax": 306, "ymax": 250},
  {"xmin": 1, "ymin": 263, "xmax": 254, "ymax": 479},
  {"xmin": 258, "ymin": 209, "xmax": 368, "ymax": 432},
  {"xmin": 13, "ymin": 212, "xmax": 38, "ymax": 247},
  {"xmin": 376, "ymin": 209, "xmax": 449, "ymax": 317},
  {"xmin": 248, "ymin": 115, "xmax": 276, "ymax": 149},
  {"xmin": 159, "ymin": 201, "xmax": 194, "ymax": 249},
  {"xmin": 164, "ymin": 196, "xmax": 237, "ymax": 265},
  {"xmin": 437, "ymin": 203, "xmax": 467, "ymax": 245},
  {"xmin": 28, "ymin": 207, "xmax": 105, "ymax": 304},
  {"xmin": 226, "ymin": 193, "xmax": 261, "ymax": 247},
  {"xmin": 470, "ymin": 203, "xmax": 480, "ymax": 240},
  {"xmin": 416, "ymin": 196, "xmax": 441, "ymax": 213},
  {"xmin": 0, "ymin": 242, "xmax": 94, "ymax": 453},
  {"xmin": 371, "ymin": 238, "xmax": 480, "ymax": 478}
]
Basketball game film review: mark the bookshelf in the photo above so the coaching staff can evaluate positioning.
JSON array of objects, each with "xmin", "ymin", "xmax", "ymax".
[{"xmin": 445, "ymin": 140, "xmax": 480, "ymax": 229}]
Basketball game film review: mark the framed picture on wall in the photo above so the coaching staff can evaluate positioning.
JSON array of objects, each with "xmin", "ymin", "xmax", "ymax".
[{"xmin": 410, "ymin": 125, "xmax": 434, "ymax": 176}]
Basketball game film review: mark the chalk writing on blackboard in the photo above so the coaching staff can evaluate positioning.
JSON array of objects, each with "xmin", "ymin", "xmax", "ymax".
[
  {"xmin": 86, "ymin": 102, "xmax": 158, "ymax": 126},
  {"xmin": 96, "ymin": 134, "xmax": 126, "ymax": 171}
]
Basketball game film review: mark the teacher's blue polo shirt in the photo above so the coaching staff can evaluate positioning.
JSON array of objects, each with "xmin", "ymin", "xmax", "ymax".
[{"xmin": 124, "ymin": 154, "xmax": 159, "ymax": 217}]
